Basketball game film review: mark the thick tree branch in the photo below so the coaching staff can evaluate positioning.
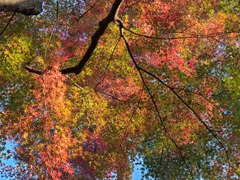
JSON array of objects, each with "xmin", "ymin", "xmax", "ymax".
[
  {"xmin": 26, "ymin": 0, "xmax": 123, "ymax": 75},
  {"xmin": 61, "ymin": 0, "xmax": 123, "ymax": 75},
  {"xmin": 25, "ymin": 65, "xmax": 44, "ymax": 75},
  {"xmin": 0, "ymin": 0, "xmax": 43, "ymax": 15}
]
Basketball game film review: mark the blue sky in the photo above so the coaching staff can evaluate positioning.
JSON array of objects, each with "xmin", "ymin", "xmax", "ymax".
[{"xmin": 132, "ymin": 163, "xmax": 143, "ymax": 180}]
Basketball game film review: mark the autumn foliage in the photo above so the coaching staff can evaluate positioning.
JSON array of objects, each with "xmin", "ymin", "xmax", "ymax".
[{"xmin": 0, "ymin": 0, "xmax": 239, "ymax": 179}]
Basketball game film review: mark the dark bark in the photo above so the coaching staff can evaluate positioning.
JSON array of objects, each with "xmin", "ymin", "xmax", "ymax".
[
  {"xmin": 25, "ymin": 0, "xmax": 123, "ymax": 75},
  {"xmin": 61, "ymin": 0, "xmax": 123, "ymax": 75},
  {"xmin": 0, "ymin": 0, "xmax": 42, "ymax": 15},
  {"xmin": 25, "ymin": 66, "xmax": 44, "ymax": 75}
]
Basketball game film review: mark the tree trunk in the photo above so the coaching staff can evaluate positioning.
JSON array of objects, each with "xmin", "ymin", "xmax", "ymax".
[{"xmin": 0, "ymin": 0, "xmax": 42, "ymax": 15}]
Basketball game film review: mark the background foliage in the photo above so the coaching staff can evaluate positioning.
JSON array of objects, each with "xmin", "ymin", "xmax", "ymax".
[{"xmin": 0, "ymin": 0, "xmax": 239, "ymax": 179}]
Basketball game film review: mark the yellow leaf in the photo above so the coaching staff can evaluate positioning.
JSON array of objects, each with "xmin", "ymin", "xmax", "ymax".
[{"xmin": 23, "ymin": 132, "xmax": 28, "ymax": 139}]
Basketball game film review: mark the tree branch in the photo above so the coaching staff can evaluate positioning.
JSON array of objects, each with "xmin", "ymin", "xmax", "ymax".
[
  {"xmin": 123, "ymin": 26, "xmax": 238, "ymax": 40},
  {"xmin": 0, "ymin": 12, "xmax": 15, "ymax": 38},
  {"xmin": 61, "ymin": 0, "xmax": 123, "ymax": 75},
  {"xmin": 95, "ymin": 35, "xmax": 121, "ymax": 90},
  {"xmin": 119, "ymin": 21, "xmax": 225, "ymax": 150},
  {"xmin": 25, "ymin": 65, "xmax": 44, "ymax": 75},
  {"xmin": 25, "ymin": 0, "xmax": 123, "ymax": 75},
  {"xmin": 77, "ymin": 0, "xmax": 101, "ymax": 22},
  {"xmin": 119, "ymin": 22, "xmax": 194, "ymax": 177},
  {"xmin": 0, "ymin": 0, "xmax": 43, "ymax": 15}
]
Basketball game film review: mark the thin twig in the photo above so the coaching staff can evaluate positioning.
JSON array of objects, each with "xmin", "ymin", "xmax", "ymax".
[
  {"xmin": 77, "ymin": 0, "xmax": 101, "ymax": 21},
  {"xmin": 123, "ymin": 26, "xmax": 236, "ymax": 40},
  {"xmin": 0, "ymin": 13, "xmax": 16, "ymax": 38},
  {"xmin": 44, "ymin": 0, "xmax": 59, "ymax": 60},
  {"xmin": 97, "ymin": 89, "xmax": 127, "ymax": 102},
  {"xmin": 95, "ymin": 35, "xmax": 121, "ymax": 89}
]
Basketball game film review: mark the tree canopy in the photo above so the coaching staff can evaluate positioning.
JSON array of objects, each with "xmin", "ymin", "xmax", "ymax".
[{"xmin": 0, "ymin": 0, "xmax": 239, "ymax": 179}]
